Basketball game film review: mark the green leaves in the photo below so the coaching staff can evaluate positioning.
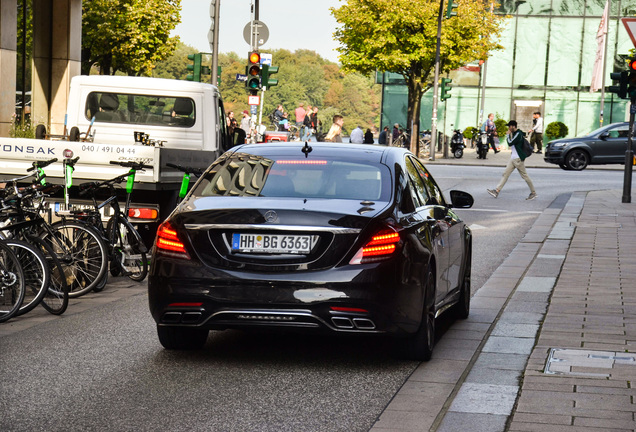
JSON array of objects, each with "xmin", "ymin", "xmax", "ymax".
[{"xmin": 82, "ymin": 0, "xmax": 181, "ymax": 76}]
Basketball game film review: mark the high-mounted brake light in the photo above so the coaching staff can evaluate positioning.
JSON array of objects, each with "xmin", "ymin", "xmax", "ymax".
[
  {"xmin": 275, "ymin": 160, "xmax": 327, "ymax": 165},
  {"xmin": 155, "ymin": 221, "xmax": 191, "ymax": 259},
  {"xmin": 350, "ymin": 227, "xmax": 400, "ymax": 265}
]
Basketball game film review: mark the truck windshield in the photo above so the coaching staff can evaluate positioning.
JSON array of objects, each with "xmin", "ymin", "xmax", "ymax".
[{"xmin": 85, "ymin": 92, "xmax": 195, "ymax": 128}]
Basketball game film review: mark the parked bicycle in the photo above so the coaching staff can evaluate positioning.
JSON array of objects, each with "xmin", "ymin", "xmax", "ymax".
[
  {"xmin": 0, "ymin": 238, "xmax": 25, "ymax": 322},
  {"xmin": 0, "ymin": 168, "xmax": 69, "ymax": 312},
  {"xmin": 5, "ymin": 158, "xmax": 108, "ymax": 298},
  {"xmin": 67, "ymin": 160, "xmax": 151, "ymax": 282}
]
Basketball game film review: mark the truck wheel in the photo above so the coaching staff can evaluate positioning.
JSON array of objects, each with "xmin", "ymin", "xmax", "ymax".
[
  {"xmin": 69, "ymin": 126, "xmax": 80, "ymax": 142},
  {"xmin": 35, "ymin": 124, "xmax": 46, "ymax": 140}
]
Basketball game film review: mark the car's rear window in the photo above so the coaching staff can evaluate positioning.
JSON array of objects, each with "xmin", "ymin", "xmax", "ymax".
[{"xmin": 192, "ymin": 152, "xmax": 391, "ymax": 201}]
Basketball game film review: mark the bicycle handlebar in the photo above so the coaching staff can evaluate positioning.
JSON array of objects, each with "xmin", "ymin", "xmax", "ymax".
[
  {"xmin": 27, "ymin": 158, "xmax": 58, "ymax": 172},
  {"xmin": 166, "ymin": 163, "xmax": 205, "ymax": 176},
  {"xmin": 109, "ymin": 160, "xmax": 153, "ymax": 170},
  {"xmin": 64, "ymin": 156, "xmax": 80, "ymax": 167}
]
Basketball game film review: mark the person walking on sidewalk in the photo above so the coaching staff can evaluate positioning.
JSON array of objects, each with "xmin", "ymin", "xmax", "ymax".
[
  {"xmin": 487, "ymin": 120, "xmax": 537, "ymax": 200},
  {"xmin": 528, "ymin": 111, "xmax": 543, "ymax": 153}
]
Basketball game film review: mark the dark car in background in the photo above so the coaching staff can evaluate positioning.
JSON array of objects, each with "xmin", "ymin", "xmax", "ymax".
[
  {"xmin": 148, "ymin": 142, "xmax": 474, "ymax": 360},
  {"xmin": 544, "ymin": 122, "xmax": 630, "ymax": 170}
]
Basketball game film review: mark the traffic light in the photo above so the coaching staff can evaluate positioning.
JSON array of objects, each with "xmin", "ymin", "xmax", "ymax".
[
  {"xmin": 186, "ymin": 53, "xmax": 202, "ymax": 82},
  {"xmin": 440, "ymin": 78, "xmax": 452, "ymax": 101},
  {"xmin": 608, "ymin": 71, "xmax": 628, "ymax": 99},
  {"xmin": 446, "ymin": 1, "xmax": 458, "ymax": 19},
  {"xmin": 628, "ymin": 57, "xmax": 636, "ymax": 99},
  {"xmin": 246, "ymin": 51, "xmax": 261, "ymax": 93},
  {"xmin": 261, "ymin": 64, "xmax": 279, "ymax": 88}
]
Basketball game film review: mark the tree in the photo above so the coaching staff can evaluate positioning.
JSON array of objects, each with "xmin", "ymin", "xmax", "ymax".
[
  {"xmin": 82, "ymin": 0, "xmax": 181, "ymax": 76},
  {"xmin": 332, "ymin": 0, "xmax": 505, "ymax": 153},
  {"xmin": 153, "ymin": 42, "xmax": 197, "ymax": 80}
]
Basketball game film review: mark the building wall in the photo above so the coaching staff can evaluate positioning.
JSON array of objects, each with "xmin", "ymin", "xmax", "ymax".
[
  {"xmin": 0, "ymin": 0, "xmax": 80, "ymax": 137},
  {"xmin": 381, "ymin": 0, "xmax": 636, "ymax": 139}
]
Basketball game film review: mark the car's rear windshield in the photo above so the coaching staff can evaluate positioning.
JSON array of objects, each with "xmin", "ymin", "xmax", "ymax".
[{"xmin": 192, "ymin": 152, "xmax": 391, "ymax": 201}]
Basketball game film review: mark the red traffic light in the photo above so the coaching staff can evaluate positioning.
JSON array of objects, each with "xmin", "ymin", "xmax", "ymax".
[
  {"xmin": 249, "ymin": 52, "xmax": 260, "ymax": 65},
  {"xmin": 629, "ymin": 58, "xmax": 636, "ymax": 71}
]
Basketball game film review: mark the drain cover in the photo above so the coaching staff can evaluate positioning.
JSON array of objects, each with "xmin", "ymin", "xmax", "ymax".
[{"xmin": 544, "ymin": 348, "xmax": 636, "ymax": 377}]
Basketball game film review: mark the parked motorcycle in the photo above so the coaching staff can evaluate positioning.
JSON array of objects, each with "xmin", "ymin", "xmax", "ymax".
[
  {"xmin": 450, "ymin": 129, "xmax": 465, "ymax": 158},
  {"xmin": 476, "ymin": 131, "xmax": 490, "ymax": 159}
]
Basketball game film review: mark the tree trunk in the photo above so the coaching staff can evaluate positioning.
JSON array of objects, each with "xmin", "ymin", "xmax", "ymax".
[{"xmin": 407, "ymin": 77, "xmax": 424, "ymax": 156}]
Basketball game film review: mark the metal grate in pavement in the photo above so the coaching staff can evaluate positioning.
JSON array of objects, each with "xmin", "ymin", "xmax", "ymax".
[{"xmin": 544, "ymin": 348, "xmax": 636, "ymax": 378}]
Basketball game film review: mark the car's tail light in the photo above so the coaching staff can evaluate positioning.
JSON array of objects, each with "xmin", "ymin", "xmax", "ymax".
[
  {"xmin": 349, "ymin": 227, "xmax": 400, "ymax": 265},
  {"xmin": 155, "ymin": 221, "xmax": 191, "ymax": 259}
]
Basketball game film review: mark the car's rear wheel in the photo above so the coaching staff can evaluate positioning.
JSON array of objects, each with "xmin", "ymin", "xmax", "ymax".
[
  {"xmin": 400, "ymin": 269, "xmax": 435, "ymax": 361},
  {"xmin": 157, "ymin": 326, "xmax": 209, "ymax": 350},
  {"xmin": 565, "ymin": 149, "xmax": 589, "ymax": 170}
]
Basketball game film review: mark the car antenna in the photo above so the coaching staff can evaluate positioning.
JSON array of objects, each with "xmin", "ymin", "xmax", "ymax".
[{"xmin": 301, "ymin": 141, "xmax": 312, "ymax": 158}]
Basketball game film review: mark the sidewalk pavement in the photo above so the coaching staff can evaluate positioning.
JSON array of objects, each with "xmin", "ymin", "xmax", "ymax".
[{"xmin": 371, "ymin": 150, "xmax": 636, "ymax": 431}]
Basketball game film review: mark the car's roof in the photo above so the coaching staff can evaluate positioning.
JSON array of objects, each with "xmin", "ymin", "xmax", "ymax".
[{"xmin": 231, "ymin": 142, "xmax": 409, "ymax": 164}]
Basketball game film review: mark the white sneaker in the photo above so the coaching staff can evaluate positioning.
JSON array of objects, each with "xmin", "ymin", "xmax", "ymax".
[
  {"xmin": 487, "ymin": 189, "xmax": 499, "ymax": 198},
  {"xmin": 526, "ymin": 192, "xmax": 537, "ymax": 200}
]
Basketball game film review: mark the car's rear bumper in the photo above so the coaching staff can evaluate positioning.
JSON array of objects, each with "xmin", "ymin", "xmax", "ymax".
[{"xmin": 148, "ymin": 258, "xmax": 424, "ymax": 336}]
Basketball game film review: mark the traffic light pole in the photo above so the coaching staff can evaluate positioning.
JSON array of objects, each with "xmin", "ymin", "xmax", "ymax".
[
  {"xmin": 623, "ymin": 103, "xmax": 635, "ymax": 203},
  {"xmin": 211, "ymin": 0, "xmax": 220, "ymax": 86},
  {"xmin": 430, "ymin": 0, "xmax": 444, "ymax": 161}
]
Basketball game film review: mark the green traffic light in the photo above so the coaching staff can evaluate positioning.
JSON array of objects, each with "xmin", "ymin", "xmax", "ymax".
[
  {"xmin": 446, "ymin": 1, "xmax": 458, "ymax": 19},
  {"xmin": 441, "ymin": 77, "xmax": 452, "ymax": 101},
  {"xmin": 261, "ymin": 64, "xmax": 279, "ymax": 88},
  {"xmin": 186, "ymin": 53, "xmax": 202, "ymax": 82}
]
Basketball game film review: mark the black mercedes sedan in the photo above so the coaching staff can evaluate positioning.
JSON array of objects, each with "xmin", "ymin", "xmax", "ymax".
[
  {"xmin": 148, "ymin": 142, "xmax": 473, "ymax": 360},
  {"xmin": 544, "ymin": 122, "xmax": 630, "ymax": 170}
]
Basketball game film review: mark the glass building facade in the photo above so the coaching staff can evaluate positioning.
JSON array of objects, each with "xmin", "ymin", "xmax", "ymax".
[{"xmin": 379, "ymin": 0, "xmax": 636, "ymax": 137}]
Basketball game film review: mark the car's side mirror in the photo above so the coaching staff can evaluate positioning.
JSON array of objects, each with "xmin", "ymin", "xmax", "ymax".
[
  {"xmin": 449, "ymin": 190, "xmax": 473, "ymax": 208},
  {"xmin": 599, "ymin": 132, "xmax": 609, "ymax": 140}
]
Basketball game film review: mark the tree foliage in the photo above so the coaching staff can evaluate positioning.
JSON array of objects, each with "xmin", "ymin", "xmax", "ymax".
[
  {"xmin": 82, "ymin": 0, "xmax": 181, "ymax": 76},
  {"xmin": 153, "ymin": 48, "xmax": 381, "ymax": 134},
  {"xmin": 331, "ymin": 0, "xmax": 505, "ymax": 151}
]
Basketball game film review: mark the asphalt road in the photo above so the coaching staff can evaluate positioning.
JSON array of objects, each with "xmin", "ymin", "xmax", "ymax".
[{"xmin": 0, "ymin": 165, "xmax": 626, "ymax": 431}]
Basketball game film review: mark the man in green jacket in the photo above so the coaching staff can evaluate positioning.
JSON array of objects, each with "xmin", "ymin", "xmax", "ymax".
[{"xmin": 487, "ymin": 120, "xmax": 537, "ymax": 200}]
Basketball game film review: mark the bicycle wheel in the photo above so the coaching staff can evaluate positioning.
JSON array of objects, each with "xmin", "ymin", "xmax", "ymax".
[
  {"xmin": 3, "ymin": 239, "xmax": 50, "ymax": 316},
  {"xmin": 43, "ymin": 220, "xmax": 108, "ymax": 298},
  {"xmin": 30, "ymin": 236, "xmax": 69, "ymax": 315},
  {"xmin": 0, "ymin": 241, "xmax": 25, "ymax": 323},
  {"xmin": 107, "ymin": 218, "xmax": 148, "ymax": 282}
]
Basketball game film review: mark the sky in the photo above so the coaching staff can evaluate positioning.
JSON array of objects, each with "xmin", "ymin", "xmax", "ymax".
[{"xmin": 174, "ymin": 0, "xmax": 343, "ymax": 63}]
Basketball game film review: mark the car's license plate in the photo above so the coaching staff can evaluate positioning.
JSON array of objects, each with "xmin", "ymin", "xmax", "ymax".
[{"xmin": 232, "ymin": 233, "xmax": 312, "ymax": 254}]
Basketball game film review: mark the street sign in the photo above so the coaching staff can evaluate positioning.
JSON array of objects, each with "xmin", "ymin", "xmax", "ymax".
[
  {"xmin": 243, "ymin": 20, "xmax": 269, "ymax": 48},
  {"xmin": 250, "ymin": 105, "xmax": 257, "ymax": 115},
  {"xmin": 622, "ymin": 18, "xmax": 636, "ymax": 47},
  {"xmin": 248, "ymin": 95, "xmax": 260, "ymax": 105},
  {"xmin": 261, "ymin": 53, "xmax": 272, "ymax": 66},
  {"xmin": 236, "ymin": 73, "xmax": 247, "ymax": 82}
]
